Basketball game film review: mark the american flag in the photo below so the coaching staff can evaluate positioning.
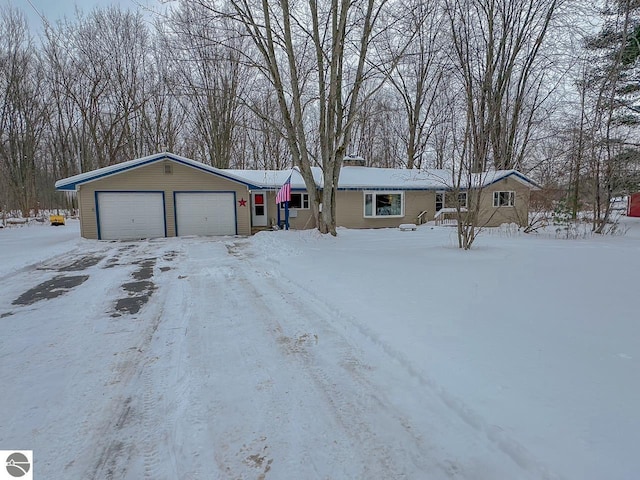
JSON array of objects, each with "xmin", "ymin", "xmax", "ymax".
[{"xmin": 275, "ymin": 175, "xmax": 291, "ymax": 204}]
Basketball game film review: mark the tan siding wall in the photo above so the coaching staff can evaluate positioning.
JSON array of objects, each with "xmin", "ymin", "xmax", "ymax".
[
  {"xmin": 265, "ymin": 190, "xmax": 440, "ymax": 230},
  {"xmin": 77, "ymin": 187, "xmax": 89, "ymax": 238},
  {"xmin": 287, "ymin": 197, "xmax": 316, "ymax": 230},
  {"xmin": 335, "ymin": 190, "xmax": 434, "ymax": 229},
  {"xmin": 264, "ymin": 191, "xmax": 317, "ymax": 230},
  {"xmin": 251, "ymin": 177, "xmax": 530, "ymax": 230},
  {"xmin": 77, "ymin": 159, "xmax": 251, "ymax": 239},
  {"xmin": 75, "ymin": 163, "xmax": 531, "ymax": 238},
  {"xmin": 476, "ymin": 177, "xmax": 531, "ymax": 227},
  {"xmin": 288, "ymin": 208, "xmax": 316, "ymax": 229}
]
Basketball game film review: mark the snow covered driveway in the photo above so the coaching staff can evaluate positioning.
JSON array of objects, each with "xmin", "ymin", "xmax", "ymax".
[{"xmin": 1, "ymin": 220, "xmax": 639, "ymax": 479}]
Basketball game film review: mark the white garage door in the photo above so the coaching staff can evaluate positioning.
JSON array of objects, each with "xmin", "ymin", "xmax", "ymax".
[
  {"xmin": 97, "ymin": 192, "xmax": 165, "ymax": 240},
  {"xmin": 175, "ymin": 192, "xmax": 236, "ymax": 236}
]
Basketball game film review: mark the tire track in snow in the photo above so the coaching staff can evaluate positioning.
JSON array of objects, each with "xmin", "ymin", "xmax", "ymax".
[
  {"xmin": 81, "ymin": 242, "xmax": 179, "ymax": 480},
  {"xmin": 85, "ymin": 321, "xmax": 162, "ymax": 479},
  {"xmin": 170, "ymin": 248, "xmax": 284, "ymax": 479},
  {"xmin": 0, "ymin": 241, "xmax": 142, "ymax": 479},
  {"xmin": 226, "ymin": 241, "xmax": 439, "ymax": 479},
  {"xmin": 240, "ymin": 241, "xmax": 563, "ymax": 480},
  {"xmin": 170, "ymin": 241, "xmax": 369, "ymax": 478}
]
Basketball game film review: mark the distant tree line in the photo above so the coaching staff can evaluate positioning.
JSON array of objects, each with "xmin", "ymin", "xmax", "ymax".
[{"xmin": 0, "ymin": 0, "xmax": 639, "ymax": 233}]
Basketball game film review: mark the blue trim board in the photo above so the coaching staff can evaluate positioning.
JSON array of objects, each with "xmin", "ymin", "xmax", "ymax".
[
  {"xmin": 337, "ymin": 187, "xmax": 442, "ymax": 191},
  {"xmin": 482, "ymin": 171, "xmax": 541, "ymax": 189},
  {"xmin": 95, "ymin": 190, "xmax": 167, "ymax": 240},
  {"xmin": 94, "ymin": 191, "xmax": 101, "ymax": 239},
  {"xmin": 172, "ymin": 191, "xmax": 239, "ymax": 236},
  {"xmin": 234, "ymin": 191, "xmax": 238, "ymax": 234},
  {"xmin": 337, "ymin": 173, "xmax": 539, "ymax": 191},
  {"xmin": 58, "ymin": 153, "xmax": 262, "ymax": 191},
  {"xmin": 60, "ymin": 153, "xmax": 539, "ymax": 195}
]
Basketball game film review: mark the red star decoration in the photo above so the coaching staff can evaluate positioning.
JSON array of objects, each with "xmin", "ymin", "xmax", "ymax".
[{"xmin": 238, "ymin": 198, "xmax": 247, "ymax": 207}]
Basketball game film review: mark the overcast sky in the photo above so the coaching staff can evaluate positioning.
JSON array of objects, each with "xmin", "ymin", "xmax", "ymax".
[{"xmin": 15, "ymin": 0, "xmax": 152, "ymax": 30}]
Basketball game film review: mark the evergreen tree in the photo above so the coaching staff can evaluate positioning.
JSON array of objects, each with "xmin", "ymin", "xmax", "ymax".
[{"xmin": 586, "ymin": 0, "xmax": 640, "ymax": 123}]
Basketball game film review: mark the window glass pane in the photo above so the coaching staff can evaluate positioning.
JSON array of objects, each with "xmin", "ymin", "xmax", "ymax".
[
  {"xmin": 289, "ymin": 194, "xmax": 302, "ymax": 209},
  {"xmin": 436, "ymin": 193, "xmax": 444, "ymax": 211},
  {"xmin": 376, "ymin": 194, "xmax": 391, "ymax": 215},
  {"xmin": 255, "ymin": 205, "xmax": 264, "ymax": 215},
  {"xmin": 375, "ymin": 194, "xmax": 401, "ymax": 216},
  {"xmin": 458, "ymin": 193, "xmax": 467, "ymax": 207},
  {"xmin": 365, "ymin": 194, "xmax": 373, "ymax": 216},
  {"xmin": 255, "ymin": 194, "xmax": 264, "ymax": 205},
  {"xmin": 493, "ymin": 191, "xmax": 514, "ymax": 207},
  {"xmin": 390, "ymin": 194, "xmax": 402, "ymax": 215},
  {"xmin": 302, "ymin": 194, "xmax": 309, "ymax": 209}
]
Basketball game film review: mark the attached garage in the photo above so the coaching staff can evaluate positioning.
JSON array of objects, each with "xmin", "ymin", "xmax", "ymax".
[
  {"xmin": 175, "ymin": 192, "xmax": 236, "ymax": 236},
  {"xmin": 97, "ymin": 192, "xmax": 166, "ymax": 240},
  {"xmin": 54, "ymin": 153, "xmax": 257, "ymax": 239}
]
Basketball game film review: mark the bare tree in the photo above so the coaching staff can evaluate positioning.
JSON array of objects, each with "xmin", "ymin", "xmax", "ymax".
[
  {"xmin": 163, "ymin": 3, "xmax": 250, "ymax": 167},
  {"xmin": 350, "ymin": 94, "xmax": 402, "ymax": 167},
  {"xmin": 0, "ymin": 7, "xmax": 47, "ymax": 217},
  {"xmin": 445, "ymin": 0, "xmax": 561, "ymax": 172},
  {"xmin": 139, "ymin": 54, "xmax": 187, "ymax": 155},
  {"xmin": 387, "ymin": 1, "xmax": 447, "ymax": 169},
  {"xmin": 195, "ymin": 0, "xmax": 406, "ymax": 234},
  {"xmin": 44, "ymin": 7, "xmax": 151, "ymax": 171},
  {"xmin": 442, "ymin": 0, "xmax": 562, "ymax": 248},
  {"xmin": 243, "ymin": 90, "xmax": 291, "ymax": 169}
]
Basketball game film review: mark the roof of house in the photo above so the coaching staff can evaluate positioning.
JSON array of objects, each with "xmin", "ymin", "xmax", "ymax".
[
  {"xmin": 54, "ymin": 152, "xmax": 263, "ymax": 191},
  {"xmin": 336, "ymin": 167, "xmax": 450, "ymax": 190},
  {"xmin": 223, "ymin": 167, "xmax": 323, "ymax": 190},
  {"xmin": 55, "ymin": 152, "xmax": 540, "ymax": 192},
  {"xmin": 223, "ymin": 167, "xmax": 540, "ymax": 190},
  {"xmin": 338, "ymin": 167, "xmax": 541, "ymax": 190}
]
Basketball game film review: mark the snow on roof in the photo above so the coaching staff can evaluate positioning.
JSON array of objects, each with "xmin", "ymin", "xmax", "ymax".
[
  {"xmin": 337, "ymin": 167, "xmax": 451, "ymax": 189},
  {"xmin": 333, "ymin": 167, "xmax": 540, "ymax": 190},
  {"xmin": 54, "ymin": 151, "xmax": 539, "ymax": 192},
  {"xmin": 223, "ymin": 167, "xmax": 324, "ymax": 190},
  {"xmin": 54, "ymin": 152, "xmax": 262, "ymax": 191},
  {"xmin": 479, "ymin": 170, "xmax": 541, "ymax": 189},
  {"xmin": 223, "ymin": 166, "xmax": 537, "ymax": 191}
]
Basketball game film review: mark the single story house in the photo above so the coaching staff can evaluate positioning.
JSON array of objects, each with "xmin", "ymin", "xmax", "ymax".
[{"xmin": 55, "ymin": 152, "xmax": 540, "ymax": 240}]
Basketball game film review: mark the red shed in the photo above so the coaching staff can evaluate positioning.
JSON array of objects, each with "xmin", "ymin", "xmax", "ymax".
[{"xmin": 628, "ymin": 193, "xmax": 640, "ymax": 217}]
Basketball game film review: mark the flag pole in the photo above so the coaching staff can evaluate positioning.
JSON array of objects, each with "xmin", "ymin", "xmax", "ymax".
[
  {"xmin": 285, "ymin": 200, "xmax": 289, "ymax": 230},
  {"xmin": 277, "ymin": 200, "xmax": 281, "ymax": 228},
  {"xmin": 275, "ymin": 169, "xmax": 293, "ymax": 230}
]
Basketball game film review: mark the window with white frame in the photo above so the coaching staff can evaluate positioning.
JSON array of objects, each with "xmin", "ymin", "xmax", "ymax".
[
  {"xmin": 280, "ymin": 193, "xmax": 309, "ymax": 209},
  {"xmin": 457, "ymin": 192, "xmax": 468, "ymax": 208},
  {"xmin": 493, "ymin": 191, "xmax": 515, "ymax": 207},
  {"xmin": 364, "ymin": 192, "xmax": 404, "ymax": 217},
  {"xmin": 435, "ymin": 192, "xmax": 444, "ymax": 212},
  {"xmin": 437, "ymin": 191, "xmax": 467, "ymax": 210}
]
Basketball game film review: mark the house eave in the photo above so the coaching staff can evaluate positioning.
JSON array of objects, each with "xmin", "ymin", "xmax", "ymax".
[{"xmin": 54, "ymin": 153, "xmax": 263, "ymax": 191}]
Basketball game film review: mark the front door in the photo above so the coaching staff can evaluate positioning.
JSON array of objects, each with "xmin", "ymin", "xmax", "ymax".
[{"xmin": 251, "ymin": 192, "xmax": 268, "ymax": 227}]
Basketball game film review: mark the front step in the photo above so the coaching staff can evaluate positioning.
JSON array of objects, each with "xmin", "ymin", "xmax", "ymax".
[{"xmin": 251, "ymin": 226, "xmax": 273, "ymax": 235}]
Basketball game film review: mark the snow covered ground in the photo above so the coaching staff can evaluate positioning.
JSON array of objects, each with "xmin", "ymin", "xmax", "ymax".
[{"xmin": 1, "ymin": 218, "xmax": 639, "ymax": 479}]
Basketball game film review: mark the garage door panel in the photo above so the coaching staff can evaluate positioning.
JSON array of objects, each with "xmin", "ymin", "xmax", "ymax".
[
  {"xmin": 175, "ymin": 192, "xmax": 236, "ymax": 236},
  {"xmin": 97, "ymin": 192, "xmax": 165, "ymax": 240}
]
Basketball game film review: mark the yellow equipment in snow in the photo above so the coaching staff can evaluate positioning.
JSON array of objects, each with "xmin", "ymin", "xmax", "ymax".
[{"xmin": 49, "ymin": 214, "xmax": 65, "ymax": 226}]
